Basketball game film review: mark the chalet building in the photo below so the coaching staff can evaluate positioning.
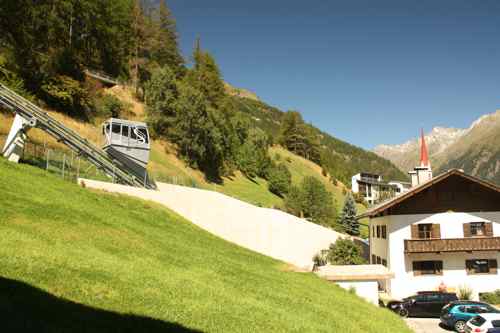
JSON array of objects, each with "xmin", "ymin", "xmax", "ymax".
[
  {"xmin": 351, "ymin": 173, "xmax": 410, "ymax": 204},
  {"xmin": 359, "ymin": 133, "xmax": 500, "ymax": 300}
]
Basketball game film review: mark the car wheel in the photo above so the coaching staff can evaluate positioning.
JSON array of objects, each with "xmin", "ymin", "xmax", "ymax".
[
  {"xmin": 398, "ymin": 308, "xmax": 409, "ymax": 317},
  {"xmin": 454, "ymin": 320, "xmax": 466, "ymax": 333}
]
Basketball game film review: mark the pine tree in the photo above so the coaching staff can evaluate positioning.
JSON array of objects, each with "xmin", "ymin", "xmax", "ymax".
[
  {"xmin": 340, "ymin": 194, "xmax": 359, "ymax": 236},
  {"xmin": 187, "ymin": 38, "xmax": 226, "ymax": 109},
  {"xmin": 131, "ymin": 0, "xmax": 146, "ymax": 93},
  {"xmin": 153, "ymin": 0, "xmax": 184, "ymax": 70}
]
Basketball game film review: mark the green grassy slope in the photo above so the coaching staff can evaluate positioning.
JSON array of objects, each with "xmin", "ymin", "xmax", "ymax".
[{"xmin": 0, "ymin": 158, "xmax": 410, "ymax": 332}]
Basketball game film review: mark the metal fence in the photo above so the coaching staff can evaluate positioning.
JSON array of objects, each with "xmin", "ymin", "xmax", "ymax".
[{"xmin": 20, "ymin": 140, "xmax": 109, "ymax": 183}]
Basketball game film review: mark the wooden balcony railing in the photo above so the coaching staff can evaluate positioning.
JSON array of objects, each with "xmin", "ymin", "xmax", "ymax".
[{"xmin": 404, "ymin": 237, "xmax": 500, "ymax": 253}]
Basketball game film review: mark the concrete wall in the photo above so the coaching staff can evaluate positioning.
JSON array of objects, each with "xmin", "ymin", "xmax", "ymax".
[
  {"xmin": 336, "ymin": 280, "xmax": 379, "ymax": 305},
  {"xmin": 80, "ymin": 179, "xmax": 348, "ymax": 270},
  {"xmin": 382, "ymin": 212, "xmax": 500, "ymax": 300}
]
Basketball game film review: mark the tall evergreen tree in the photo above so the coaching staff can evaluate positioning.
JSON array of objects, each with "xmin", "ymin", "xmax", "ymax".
[
  {"xmin": 187, "ymin": 39, "xmax": 226, "ymax": 109},
  {"xmin": 339, "ymin": 194, "xmax": 359, "ymax": 236},
  {"xmin": 151, "ymin": 0, "xmax": 184, "ymax": 71}
]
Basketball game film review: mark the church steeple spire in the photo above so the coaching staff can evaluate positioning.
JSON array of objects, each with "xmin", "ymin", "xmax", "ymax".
[
  {"xmin": 420, "ymin": 128, "xmax": 430, "ymax": 168},
  {"xmin": 409, "ymin": 128, "xmax": 433, "ymax": 187}
]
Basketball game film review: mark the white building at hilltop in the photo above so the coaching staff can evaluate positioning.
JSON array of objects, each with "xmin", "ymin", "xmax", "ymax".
[{"xmin": 360, "ymin": 132, "xmax": 500, "ymax": 300}]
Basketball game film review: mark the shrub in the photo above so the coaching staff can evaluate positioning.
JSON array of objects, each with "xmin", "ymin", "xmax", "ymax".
[
  {"xmin": 312, "ymin": 250, "xmax": 329, "ymax": 269},
  {"xmin": 267, "ymin": 163, "xmax": 291, "ymax": 196},
  {"xmin": 40, "ymin": 75, "xmax": 92, "ymax": 119},
  {"xmin": 326, "ymin": 238, "xmax": 365, "ymax": 265},
  {"xmin": 479, "ymin": 290, "xmax": 500, "ymax": 305},
  {"xmin": 95, "ymin": 94, "xmax": 129, "ymax": 118},
  {"xmin": 457, "ymin": 285, "xmax": 474, "ymax": 300}
]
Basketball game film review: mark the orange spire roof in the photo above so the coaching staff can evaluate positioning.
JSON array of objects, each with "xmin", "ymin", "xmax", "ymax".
[{"xmin": 420, "ymin": 128, "xmax": 430, "ymax": 167}]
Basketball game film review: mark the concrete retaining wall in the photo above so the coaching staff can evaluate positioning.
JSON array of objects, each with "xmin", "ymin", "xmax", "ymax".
[{"xmin": 79, "ymin": 179, "xmax": 348, "ymax": 270}]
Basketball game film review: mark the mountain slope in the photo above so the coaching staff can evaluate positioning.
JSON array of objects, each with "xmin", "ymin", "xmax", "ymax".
[
  {"xmin": 373, "ymin": 110, "xmax": 500, "ymax": 184},
  {"xmin": 0, "ymin": 158, "xmax": 410, "ymax": 332},
  {"xmin": 232, "ymin": 96, "xmax": 409, "ymax": 184},
  {"xmin": 436, "ymin": 110, "xmax": 500, "ymax": 184}
]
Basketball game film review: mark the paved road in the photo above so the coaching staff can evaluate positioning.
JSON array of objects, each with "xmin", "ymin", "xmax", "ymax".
[{"xmin": 405, "ymin": 318, "xmax": 453, "ymax": 333}]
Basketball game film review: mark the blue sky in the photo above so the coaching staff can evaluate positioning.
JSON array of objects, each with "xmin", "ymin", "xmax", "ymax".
[{"xmin": 167, "ymin": 0, "xmax": 500, "ymax": 149}]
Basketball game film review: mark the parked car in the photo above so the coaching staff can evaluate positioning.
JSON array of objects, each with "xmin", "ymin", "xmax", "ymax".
[
  {"xmin": 387, "ymin": 291, "xmax": 458, "ymax": 317},
  {"xmin": 440, "ymin": 301, "xmax": 500, "ymax": 332},
  {"xmin": 464, "ymin": 313, "xmax": 500, "ymax": 333}
]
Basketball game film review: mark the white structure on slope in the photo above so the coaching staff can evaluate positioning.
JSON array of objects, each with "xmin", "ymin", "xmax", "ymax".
[
  {"xmin": 79, "ymin": 179, "xmax": 348, "ymax": 270},
  {"xmin": 351, "ymin": 173, "xmax": 410, "ymax": 205}
]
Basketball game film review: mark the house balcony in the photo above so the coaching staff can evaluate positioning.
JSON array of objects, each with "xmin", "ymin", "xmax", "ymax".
[{"xmin": 404, "ymin": 237, "xmax": 500, "ymax": 253}]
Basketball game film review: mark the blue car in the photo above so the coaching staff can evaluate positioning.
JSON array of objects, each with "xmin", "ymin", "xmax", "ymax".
[{"xmin": 440, "ymin": 301, "xmax": 500, "ymax": 332}]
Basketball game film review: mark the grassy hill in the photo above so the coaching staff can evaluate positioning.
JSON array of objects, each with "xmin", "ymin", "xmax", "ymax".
[{"xmin": 0, "ymin": 158, "xmax": 410, "ymax": 332}]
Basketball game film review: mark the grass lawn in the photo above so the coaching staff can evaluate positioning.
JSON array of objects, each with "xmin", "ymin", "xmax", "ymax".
[{"xmin": 0, "ymin": 158, "xmax": 410, "ymax": 332}]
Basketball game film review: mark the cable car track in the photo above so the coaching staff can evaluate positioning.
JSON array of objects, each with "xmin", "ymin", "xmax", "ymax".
[{"xmin": 0, "ymin": 83, "xmax": 156, "ymax": 190}]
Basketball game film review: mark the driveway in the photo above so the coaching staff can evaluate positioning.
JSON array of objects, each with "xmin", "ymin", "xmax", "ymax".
[{"xmin": 405, "ymin": 318, "xmax": 453, "ymax": 333}]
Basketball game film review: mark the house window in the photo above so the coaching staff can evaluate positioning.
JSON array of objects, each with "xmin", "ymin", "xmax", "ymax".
[
  {"xmin": 376, "ymin": 226, "xmax": 381, "ymax": 238},
  {"xmin": 376, "ymin": 256, "xmax": 381, "ymax": 264},
  {"xmin": 372, "ymin": 226, "xmax": 375, "ymax": 238},
  {"xmin": 381, "ymin": 226, "xmax": 387, "ymax": 239},
  {"xmin": 466, "ymin": 259, "xmax": 498, "ymax": 275},
  {"xmin": 470, "ymin": 222, "xmax": 486, "ymax": 236},
  {"xmin": 382, "ymin": 259, "xmax": 387, "ymax": 267},
  {"xmin": 418, "ymin": 224, "xmax": 433, "ymax": 239},
  {"xmin": 413, "ymin": 261, "xmax": 443, "ymax": 276},
  {"xmin": 371, "ymin": 254, "xmax": 376, "ymax": 264}
]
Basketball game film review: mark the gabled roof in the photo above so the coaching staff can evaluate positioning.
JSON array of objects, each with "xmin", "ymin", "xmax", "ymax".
[{"xmin": 357, "ymin": 169, "xmax": 500, "ymax": 219}]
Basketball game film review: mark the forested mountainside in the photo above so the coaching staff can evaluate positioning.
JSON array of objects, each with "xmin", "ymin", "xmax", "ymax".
[
  {"xmin": 374, "ymin": 110, "xmax": 500, "ymax": 185},
  {"xmin": 231, "ymin": 96, "xmax": 408, "ymax": 185}
]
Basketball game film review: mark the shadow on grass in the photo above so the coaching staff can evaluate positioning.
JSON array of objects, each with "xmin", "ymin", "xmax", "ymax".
[{"xmin": 0, "ymin": 277, "xmax": 202, "ymax": 333}]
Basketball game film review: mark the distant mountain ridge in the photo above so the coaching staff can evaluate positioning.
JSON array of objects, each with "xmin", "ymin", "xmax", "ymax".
[{"xmin": 373, "ymin": 110, "xmax": 500, "ymax": 184}]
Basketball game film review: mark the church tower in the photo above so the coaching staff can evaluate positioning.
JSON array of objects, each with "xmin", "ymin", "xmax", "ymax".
[{"xmin": 409, "ymin": 129, "xmax": 433, "ymax": 187}]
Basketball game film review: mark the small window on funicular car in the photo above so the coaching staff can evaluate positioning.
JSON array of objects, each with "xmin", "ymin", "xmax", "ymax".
[
  {"xmin": 130, "ymin": 127, "xmax": 138, "ymax": 140},
  {"xmin": 137, "ymin": 127, "xmax": 149, "ymax": 144},
  {"xmin": 121, "ymin": 125, "xmax": 130, "ymax": 138},
  {"xmin": 112, "ymin": 123, "xmax": 121, "ymax": 134}
]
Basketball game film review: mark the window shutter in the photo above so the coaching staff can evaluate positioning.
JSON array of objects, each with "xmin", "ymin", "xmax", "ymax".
[
  {"xmin": 489, "ymin": 259, "xmax": 498, "ymax": 274},
  {"xmin": 485, "ymin": 223, "xmax": 493, "ymax": 237},
  {"xmin": 432, "ymin": 224, "xmax": 441, "ymax": 239},
  {"xmin": 463, "ymin": 223, "xmax": 471, "ymax": 238},
  {"xmin": 436, "ymin": 261, "xmax": 443, "ymax": 276},
  {"xmin": 413, "ymin": 261, "xmax": 421, "ymax": 276},
  {"xmin": 411, "ymin": 225, "xmax": 419, "ymax": 239},
  {"xmin": 465, "ymin": 260, "xmax": 474, "ymax": 275}
]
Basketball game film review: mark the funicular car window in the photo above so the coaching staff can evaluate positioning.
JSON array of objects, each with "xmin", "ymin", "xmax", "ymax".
[
  {"xmin": 137, "ymin": 127, "xmax": 149, "ymax": 144},
  {"xmin": 130, "ymin": 127, "xmax": 138, "ymax": 140},
  {"xmin": 112, "ymin": 123, "xmax": 121, "ymax": 134},
  {"xmin": 492, "ymin": 320, "xmax": 500, "ymax": 328},
  {"xmin": 121, "ymin": 125, "xmax": 130, "ymax": 138}
]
